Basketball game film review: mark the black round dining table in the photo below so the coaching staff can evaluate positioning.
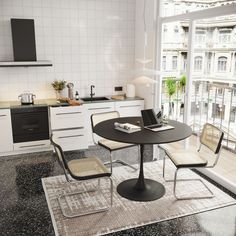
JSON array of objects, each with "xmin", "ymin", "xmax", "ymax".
[{"xmin": 94, "ymin": 117, "xmax": 192, "ymax": 202}]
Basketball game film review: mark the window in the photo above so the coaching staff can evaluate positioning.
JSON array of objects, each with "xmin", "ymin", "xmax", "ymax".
[
  {"xmin": 207, "ymin": 53, "xmax": 212, "ymax": 73},
  {"xmin": 174, "ymin": 26, "xmax": 179, "ymax": 34},
  {"xmin": 218, "ymin": 56, "xmax": 227, "ymax": 72},
  {"xmin": 164, "ymin": 3, "xmax": 169, "ymax": 17},
  {"xmin": 195, "ymin": 30, "xmax": 206, "ymax": 43},
  {"xmin": 174, "ymin": 26, "xmax": 179, "ymax": 41},
  {"xmin": 172, "ymin": 56, "xmax": 177, "ymax": 70},
  {"xmin": 163, "ymin": 25, "xmax": 168, "ymax": 42},
  {"xmin": 235, "ymin": 56, "xmax": 236, "ymax": 74},
  {"xmin": 162, "ymin": 56, "xmax": 166, "ymax": 70},
  {"xmin": 174, "ymin": 4, "xmax": 181, "ymax": 15},
  {"xmin": 194, "ymin": 56, "xmax": 203, "ymax": 71},
  {"xmin": 219, "ymin": 29, "xmax": 231, "ymax": 43},
  {"xmin": 230, "ymin": 108, "xmax": 236, "ymax": 122}
]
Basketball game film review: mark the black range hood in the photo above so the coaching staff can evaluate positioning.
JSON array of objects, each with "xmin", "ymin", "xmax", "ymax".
[{"xmin": 0, "ymin": 18, "xmax": 52, "ymax": 67}]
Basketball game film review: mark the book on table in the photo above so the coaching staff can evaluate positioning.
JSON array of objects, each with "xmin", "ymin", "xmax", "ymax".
[{"xmin": 114, "ymin": 122, "xmax": 141, "ymax": 133}]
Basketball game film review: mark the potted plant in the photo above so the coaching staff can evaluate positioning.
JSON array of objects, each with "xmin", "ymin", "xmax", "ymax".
[
  {"xmin": 51, "ymin": 80, "xmax": 67, "ymax": 99},
  {"xmin": 166, "ymin": 77, "xmax": 176, "ymax": 117}
]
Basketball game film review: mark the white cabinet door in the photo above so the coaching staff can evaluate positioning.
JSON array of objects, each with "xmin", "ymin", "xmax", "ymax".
[
  {"xmin": 14, "ymin": 140, "xmax": 50, "ymax": 151},
  {"xmin": 52, "ymin": 128, "xmax": 87, "ymax": 151},
  {"xmin": 84, "ymin": 102, "xmax": 115, "ymax": 146},
  {"xmin": 115, "ymin": 100, "xmax": 144, "ymax": 117},
  {"xmin": 0, "ymin": 109, "xmax": 13, "ymax": 153},
  {"xmin": 50, "ymin": 106, "xmax": 85, "ymax": 130},
  {"xmin": 50, "ymin": 106, "xmax": 88, "ymax": 151}
]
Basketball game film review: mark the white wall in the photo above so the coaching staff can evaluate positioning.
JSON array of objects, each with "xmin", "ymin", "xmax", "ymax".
[{"xmin": 0, "ymin": 0, "xmax": 135, "ymax": 101}]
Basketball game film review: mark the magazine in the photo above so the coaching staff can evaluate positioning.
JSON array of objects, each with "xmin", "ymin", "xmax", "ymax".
[{"xmin": 114, "ymin": 122, "xmax": 141, "ymax": 133}]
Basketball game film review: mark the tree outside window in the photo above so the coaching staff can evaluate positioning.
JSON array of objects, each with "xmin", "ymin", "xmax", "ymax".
[{"xmin": 218, "ymin": 56, "xmax": 227, "ymax": 72}]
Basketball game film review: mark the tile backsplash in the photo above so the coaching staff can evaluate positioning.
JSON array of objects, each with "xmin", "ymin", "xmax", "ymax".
[{"xmin": 0, "ymin": 0, "xmax": 135, "ymax": 101}]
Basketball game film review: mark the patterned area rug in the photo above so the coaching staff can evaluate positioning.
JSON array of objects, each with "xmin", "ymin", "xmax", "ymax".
[{"xmin": 42, "ymin": 160, "xmax": 236, "ymax": 236}]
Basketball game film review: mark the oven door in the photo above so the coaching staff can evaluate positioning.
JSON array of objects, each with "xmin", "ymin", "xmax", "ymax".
[{"xmin": 11, "ymin": 107, "xmax": 49, "ymax": 143}]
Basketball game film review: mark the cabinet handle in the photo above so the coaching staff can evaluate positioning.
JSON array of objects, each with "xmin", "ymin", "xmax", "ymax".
[
  {"xmin": 56, "ymin": 112, "xmax": 82, "ymax": 115},
  {"xmin": 0, "ymin": 115, "xmax": 7, "ymax": 117},
  {"xmin": 88, "ymin": 107, "xmax": 111, "ymax": 111},
  {"xmin": 19, "ymin": 143, "xmax": 46, "ymax": 148},
  {"xmin": 119, "ymin": 105, "xmax": 141, "ymax": 108},
  {"xmin": 52, "ymin": 127, "xmax": 84, "ymax": 132},
  {"xmin": 58, "ymin": 134, "xmax": 84, "ymax": 139}
]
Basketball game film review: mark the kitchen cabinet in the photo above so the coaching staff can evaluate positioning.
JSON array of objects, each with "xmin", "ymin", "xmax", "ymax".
[
  {"xmin": 115, "ymin": 100, "xmax": 144, "ymax": 117},
  {"xmin": 84, "ymin": 102, "xmax": 115, "ymax": 146},
  {"xmin": 50, "ymin": 106, "xmax": 85, "ymax": 130},
  {"xmin": 0, "ymin": 109, "xmax": 14, "ymax": 153},
  {"xmin": 14, "ymin": 140, "xmax": 50, "ymax": 151},
  {"xmin": 84, "ymin": 99, "xmax": 144, "ymax": 146},
  {"xmin": 50, "ymin": 106, "xmax": 88, "ymax": 151}
]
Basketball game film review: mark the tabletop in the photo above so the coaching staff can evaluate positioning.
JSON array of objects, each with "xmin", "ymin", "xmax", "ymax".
[{"xmin": 94, "ymin": 117, "xmax": 192, "ymax": 145}]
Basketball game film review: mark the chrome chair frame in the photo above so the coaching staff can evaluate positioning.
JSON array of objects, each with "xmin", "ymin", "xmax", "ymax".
[
  {"xmin": 161, "ymin": 123, "xmax": 224, "ymax": 200},
  {"xmin": 50, "ymin": 136, "xmax": 113, "ymax": 218},
  {"xmin": 91, "ymin": 111, "xmax": 138, "ymax": 173}
]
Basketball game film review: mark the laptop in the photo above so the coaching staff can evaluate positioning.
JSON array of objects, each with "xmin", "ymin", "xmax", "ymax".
[{"xmin": 141, "ymin": 109, "xmax": 174, "ymax": 132}]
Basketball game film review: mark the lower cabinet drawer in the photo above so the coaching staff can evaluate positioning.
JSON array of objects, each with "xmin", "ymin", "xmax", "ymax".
[
  {"xmin": 14, "ymin": 140, "xmax": 50, "ymax": 151},
  {"xmin": 52, "ymin": 129, "xmax": 88, "ymax": 151}
]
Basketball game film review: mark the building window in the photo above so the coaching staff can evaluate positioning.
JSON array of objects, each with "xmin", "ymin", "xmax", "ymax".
[
  {"xmin": 235, "ymin": 57, "xmax": 236, "ymax": 74},
  {"xmin": 174, "ymin": 4, "xmax": 181, "ymax": 15},
  {"xmin": 164, "ymin": 3, "xmax": 169, "ymax": 17},
  {"xmin": 194, "ymin": 56, "xmax": 203, "ymax": 71},
  {"xmin": 219, "ymin": 29, "xmax": 231, "ymax": 44},
  {"xmin": 230, "ymin": 108, "xmax": 236, "ymax": 122},
  {"xmin": 172, "ymin": 56, "xmax": 177, "ymax": 70},
  {"xmin": 174, "ymin": 26, "xmax": 179, "ymax": 34},
  {"xmin": 207, "ymin": 53, "xmax": 212, "ymax": 73},
  {"xmin": 195, "ymin": 30, "xmax": 206, "ymax": 43},
  {"xmin": 163, "ymin": 25, "xmax": 168, "ymax": 42},
  {"xmin": 218, "ymin": 56, "xmax": 227, "ymax": 72},
  {"xmin": 162, "ymin": 56, "xmax": 166, "ymax": 71}
]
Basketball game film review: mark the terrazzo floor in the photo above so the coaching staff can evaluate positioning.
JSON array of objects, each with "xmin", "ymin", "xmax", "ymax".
[{"xmin": 0, "ymin": 146, "xmax": 235, "ymax": 236}]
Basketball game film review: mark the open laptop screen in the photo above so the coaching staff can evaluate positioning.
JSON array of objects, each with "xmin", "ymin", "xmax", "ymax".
[{"xmin": 141, "ymin": 109, "xmax": 159, "ymax": 127}]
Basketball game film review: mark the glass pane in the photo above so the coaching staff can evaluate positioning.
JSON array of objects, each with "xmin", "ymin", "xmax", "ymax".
[
  {"xmin": 162, "ymin": 0, "xmax": 236, "ymax": 17},
  {"xmin": 190, "ymin": 15, "xmax": 236, "ymax": 151},
  {"xmin": 161, "ymin": 21, "xmax": 189, "ymax": 122}
]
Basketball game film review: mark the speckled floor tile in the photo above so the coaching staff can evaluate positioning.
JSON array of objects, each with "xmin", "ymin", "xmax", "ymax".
[{"xmin": 0, "ymin": 147, "xmax": 235, "ymax": 236}]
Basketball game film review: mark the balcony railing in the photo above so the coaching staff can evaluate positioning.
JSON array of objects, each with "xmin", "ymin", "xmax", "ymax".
[{"xmin": 161, "ymin": 80, "xmax": 236, "ymax": 152}]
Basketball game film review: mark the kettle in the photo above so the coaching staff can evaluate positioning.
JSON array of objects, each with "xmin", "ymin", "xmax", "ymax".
[{"xmin": 18, "ymin": 92, "xmax": 36, "ymax": 105}]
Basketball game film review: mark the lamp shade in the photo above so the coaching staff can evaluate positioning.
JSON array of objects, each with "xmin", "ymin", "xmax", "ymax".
[{"xmin": 131, "ymin": 76, "xmax": 157, "ymax": 85}]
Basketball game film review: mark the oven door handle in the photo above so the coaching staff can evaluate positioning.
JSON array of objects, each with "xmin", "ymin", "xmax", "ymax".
[{"xmin": 22, "ymin": 124, "xmax": 39, "ymax": 131}]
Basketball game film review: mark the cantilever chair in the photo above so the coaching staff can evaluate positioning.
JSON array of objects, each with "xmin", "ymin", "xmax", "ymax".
[
  {"xmin": 91, "ymin": 111, "xmax": 138, "ymax": 173},
  {"xmin": 50, "ymin": 136, "xmax": 113, "ymax": 218},
  {"xmin": 161, "ymin": 123, "xmax": 224, "ymax": 200}
]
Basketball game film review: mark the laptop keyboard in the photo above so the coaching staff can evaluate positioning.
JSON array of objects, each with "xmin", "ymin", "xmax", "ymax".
[{"xmin": 149, "ymin": 124, "xmax": 163, "ymax": 129}]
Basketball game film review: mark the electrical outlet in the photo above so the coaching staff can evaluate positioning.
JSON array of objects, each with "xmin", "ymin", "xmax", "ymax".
[{"xmin": 114, "ymin": 86, "xmax": 123, "ymax": 91}]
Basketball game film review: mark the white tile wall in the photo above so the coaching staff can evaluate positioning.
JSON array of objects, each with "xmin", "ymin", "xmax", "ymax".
[{"xmin": 0, "ymin": 0, "xmax": 135, "ymax": 101}]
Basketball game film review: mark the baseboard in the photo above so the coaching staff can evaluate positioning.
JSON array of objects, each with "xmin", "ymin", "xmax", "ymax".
[{"xmin": 199, "ymin": 168, "xmax": 236, "ymax": 195}]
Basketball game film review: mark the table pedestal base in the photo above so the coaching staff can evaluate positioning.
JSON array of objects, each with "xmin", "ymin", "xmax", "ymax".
[{"xmin": 117, "ymin": 178, "xmax": 165, "ymax": 201}]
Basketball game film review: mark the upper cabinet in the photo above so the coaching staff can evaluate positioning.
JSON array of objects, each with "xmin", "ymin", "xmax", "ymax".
[{"xmin": 0, "ymin": 19, "xmax": 52, "ymax": 67}]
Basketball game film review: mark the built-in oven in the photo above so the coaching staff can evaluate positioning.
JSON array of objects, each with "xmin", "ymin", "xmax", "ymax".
[{"xmin": 11, "ymin": 106, "xmax": 49, "ymax": 143}]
